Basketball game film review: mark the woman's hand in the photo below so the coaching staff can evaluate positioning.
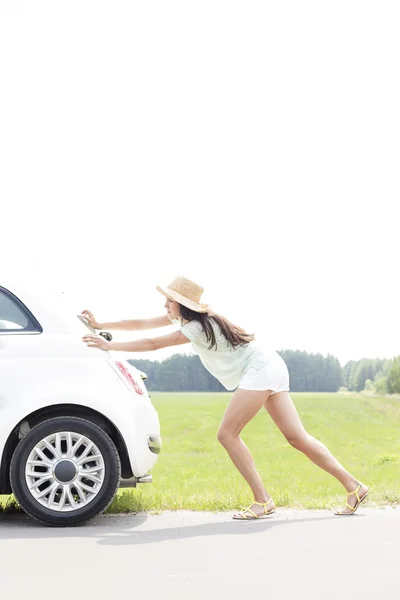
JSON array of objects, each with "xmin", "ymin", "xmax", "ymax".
[
  {"xmin": 81, "ymin": 310, "xmax": 101, "ymax": 330},
  {"xmin": 82, "ymin": 335, "xmax": 112, "ymax": 351}
]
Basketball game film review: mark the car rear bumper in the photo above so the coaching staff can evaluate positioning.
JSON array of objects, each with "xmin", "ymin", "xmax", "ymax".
[{"xmin": 118, "ymin": 434, "xmax": 161, "ymax": 488}]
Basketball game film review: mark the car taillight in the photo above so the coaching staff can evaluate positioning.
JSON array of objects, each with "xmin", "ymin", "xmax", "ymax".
[{"xmin": 114, "ymin": 361, "xmax": 144, "ymax": 395}]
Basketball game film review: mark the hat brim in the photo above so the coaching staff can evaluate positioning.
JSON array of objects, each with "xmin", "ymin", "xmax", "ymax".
[{"xmin": 156, "ymin": 285, "xmax": 209, "ymax": 313}]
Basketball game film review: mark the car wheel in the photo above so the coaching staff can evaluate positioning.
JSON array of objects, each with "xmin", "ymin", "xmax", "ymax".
[{"xmin": 10, "ymin": 416, "xmax": 121, "ymax": 527}]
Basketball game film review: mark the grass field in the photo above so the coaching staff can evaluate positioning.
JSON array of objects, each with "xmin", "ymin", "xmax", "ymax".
[{"xmin": 1, "ymin": 392, "xmax": 400, "ymax": 514}]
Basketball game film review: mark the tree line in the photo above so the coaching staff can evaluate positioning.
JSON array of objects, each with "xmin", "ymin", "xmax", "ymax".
[
  {"xmin": 128, "ymin": 350, "xmax": 400, "ymax": 393},
  {"xmin": 343, "ymin": 357, "xmax": 400, "ymax": 394}
]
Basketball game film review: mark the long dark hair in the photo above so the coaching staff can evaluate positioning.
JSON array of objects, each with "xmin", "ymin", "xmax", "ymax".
[{"xmin": 179, "ymin": 304, "xmax": 255, "ymax": 351}]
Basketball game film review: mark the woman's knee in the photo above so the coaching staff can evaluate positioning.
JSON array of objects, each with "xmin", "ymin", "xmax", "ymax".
[
  {"xmin": 217, "ymin": 426, "xmax": 237, "ymax": 447},
  {"xmin": 285, "ymin": 431, "xmax": 310, "ymax": 451}
]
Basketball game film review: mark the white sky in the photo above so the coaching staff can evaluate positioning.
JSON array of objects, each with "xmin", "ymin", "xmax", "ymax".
[{"xmin": 1, "ymin": 1, "xmax": 399, "ymax": 365}]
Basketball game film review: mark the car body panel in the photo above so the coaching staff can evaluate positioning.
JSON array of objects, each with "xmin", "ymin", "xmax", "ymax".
[{"xmin": 0, "ymin": 283, "xmax": 161, "ymax": 493}]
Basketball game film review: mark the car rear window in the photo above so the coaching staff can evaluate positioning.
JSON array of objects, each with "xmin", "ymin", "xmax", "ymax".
[{"xmin": 0, "ymin": 288, "xmax": 42, "ymax": 333}]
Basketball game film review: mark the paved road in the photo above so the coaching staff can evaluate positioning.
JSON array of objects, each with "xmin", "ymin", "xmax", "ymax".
[{"xmin": 1, "ymin": 508, "xmax": 399, "ymax": 599}]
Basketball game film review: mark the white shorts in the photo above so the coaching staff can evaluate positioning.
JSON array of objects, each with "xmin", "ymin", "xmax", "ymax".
[{"xmin": 239, "ymin": 350, "xmax": 290, "ymax": 394}]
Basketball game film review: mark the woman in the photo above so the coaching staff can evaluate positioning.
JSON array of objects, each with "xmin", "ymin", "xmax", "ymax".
[{"xmin": 82, "ymin": 275, "xmax": 368, "ymax": 520}]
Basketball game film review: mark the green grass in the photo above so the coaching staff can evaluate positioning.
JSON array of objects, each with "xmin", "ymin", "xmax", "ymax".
[{"xmin": 2, "ymin": 392, "xmax": 400, "ymax": 515}]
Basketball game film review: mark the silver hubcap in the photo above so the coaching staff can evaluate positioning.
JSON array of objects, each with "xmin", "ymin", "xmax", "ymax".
[{"xmin": 25, "ymin": 431, "xmax": 105, "ymax": 512}]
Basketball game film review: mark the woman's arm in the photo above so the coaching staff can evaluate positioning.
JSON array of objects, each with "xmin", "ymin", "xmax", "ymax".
[
  {"xmin": 82, "ymin": 330, "xmax": 190, "ymax": 352},
  {"xmin": 81, "ymin": 311, "xmax": 171, "ymax": 331}
]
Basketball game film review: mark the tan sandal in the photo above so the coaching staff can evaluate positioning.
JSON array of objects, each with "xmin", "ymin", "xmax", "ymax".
[
  {"xmin": 233, "ymin": 499, "xmax": 276, "ymax": 520},
  {"xmin": 334, "ymin": 484, "xmax": 368, "ymax": 515}
]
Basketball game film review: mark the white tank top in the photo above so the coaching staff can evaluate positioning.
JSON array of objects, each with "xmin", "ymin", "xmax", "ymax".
[{"xmin": 180, "ymin": 319, "xmax": 273, "ymax": 391}]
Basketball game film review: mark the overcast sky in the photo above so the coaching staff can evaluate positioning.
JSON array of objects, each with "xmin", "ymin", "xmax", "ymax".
[{"xmin": 1, "ymin": 1, "xmax": 398, "ymax": 365}]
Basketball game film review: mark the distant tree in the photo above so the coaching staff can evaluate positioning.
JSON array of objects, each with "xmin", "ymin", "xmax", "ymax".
[
  {"xmin": 373, "ymin": 377, "xmax": 389, "ymax": 395},
  {"xmin": 342, "ymin": 361, "xmax": 356, "ymax": 389},
  {"xmin": 324, "ymin": 354, "xmax": 342, "ymax": 392},
  {"xmin": 346, "ymin": 358, "xmax": 386, "ymax": 392},
  {"xmin": 387, "ymin": 357, "xmax": 400, "ymax": 394}
]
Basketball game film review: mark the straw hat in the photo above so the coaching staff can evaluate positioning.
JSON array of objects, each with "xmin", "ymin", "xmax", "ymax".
[{"xmin": 156, "ymin": 276, "xmax": 209, "ymax": 313}]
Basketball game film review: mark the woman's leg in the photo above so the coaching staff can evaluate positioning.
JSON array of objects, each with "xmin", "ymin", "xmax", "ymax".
[
  {"xmin": 265, "ymin": 391, "xmax": 368, "ymax": 513},
  {"xmin": 217, "ymin": 388, "xmax": 274, "ymax": 517}
]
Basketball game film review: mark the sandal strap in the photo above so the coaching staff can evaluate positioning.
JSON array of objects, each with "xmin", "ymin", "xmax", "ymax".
[
  {"xmin": 347, "ymin": 485, "xmax": 361, "ymax": 503},
  {"xmin": 236, "ymin": 499, "xmax": 274, "ymax": 519},
  {"xmin": 336, "ymin": 486, "xmax": 365, "ymax": 514},
  {"xmin": 239, "ymin": 507, "xmax": 259, "ymax": 519},
  {"xmin": 254, "ymin": 499, "xmax": 273, "ymax": 514}
]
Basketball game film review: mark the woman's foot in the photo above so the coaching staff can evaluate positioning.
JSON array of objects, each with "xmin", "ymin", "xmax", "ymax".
[
  {"xmin": 334, "ymin": 482, "xmax": 368, "ymax": 515},
  {"xmin": 233, "ymin": 498, "xmax": 276, "ymax": 520}
]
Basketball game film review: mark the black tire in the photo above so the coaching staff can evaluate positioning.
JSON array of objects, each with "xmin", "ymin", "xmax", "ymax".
[{"xmin": 10, "ymin": 416, "xmax": 121, "ymax": 527}]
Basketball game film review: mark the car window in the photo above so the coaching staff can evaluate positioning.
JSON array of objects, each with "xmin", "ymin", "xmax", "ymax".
[{"xmin": 0, "ymin": 289, "xmax": 42, "ymax": 333}]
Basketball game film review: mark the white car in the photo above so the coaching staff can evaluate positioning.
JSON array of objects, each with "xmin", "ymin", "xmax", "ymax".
[{"xmin": 0, "ymin": 283, "xmax": 161, "ymax": 527}]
